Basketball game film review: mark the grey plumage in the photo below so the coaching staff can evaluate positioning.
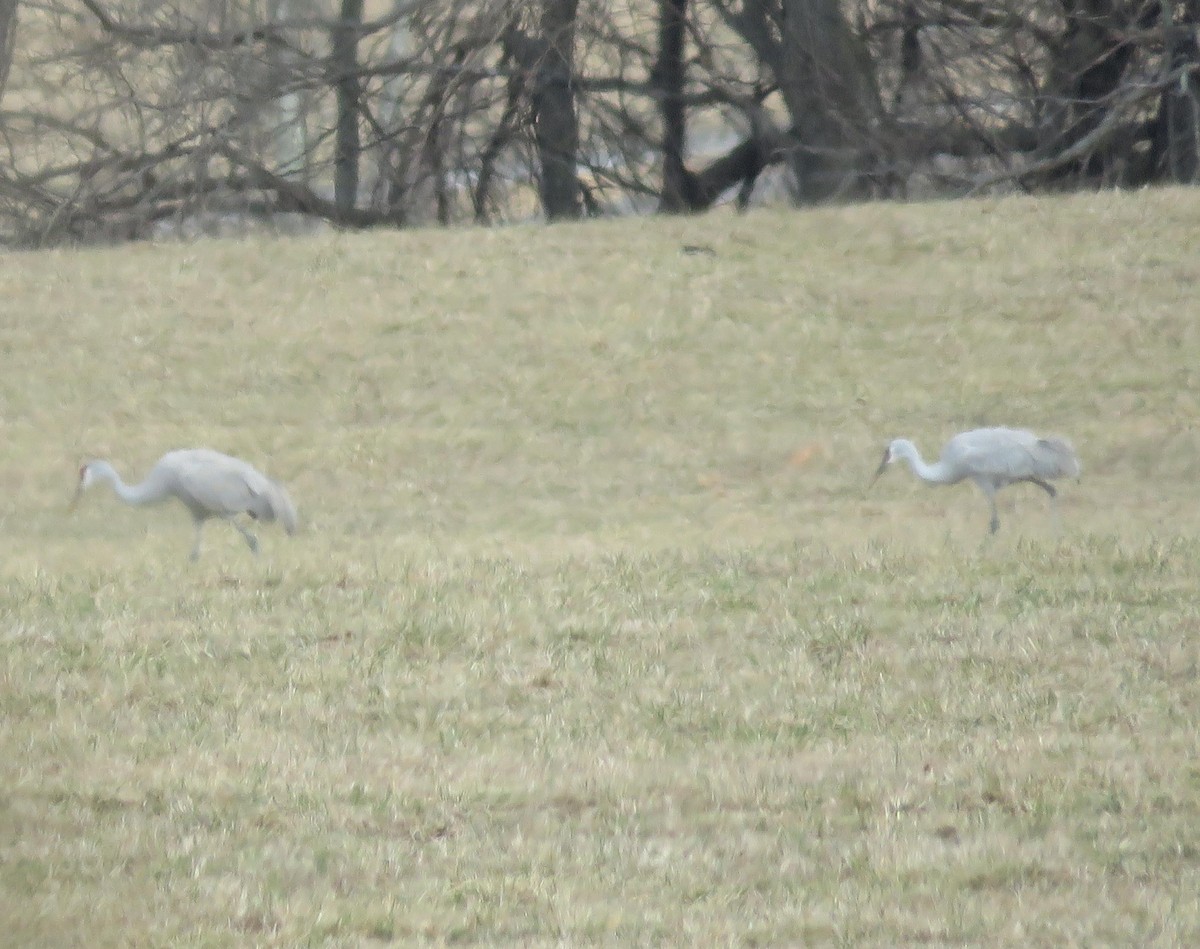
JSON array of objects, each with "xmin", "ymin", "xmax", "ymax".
[
  {"xmin": 71, "ymin": 448, "xmax": 297, "ymax": 560},
  {"xmin": 870, "ymin": 426, "xmax": 1080, "ymax": 534}
]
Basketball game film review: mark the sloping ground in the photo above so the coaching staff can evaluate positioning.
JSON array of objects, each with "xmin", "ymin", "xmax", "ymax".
[{"xmin": 1, "ymin": 191, "xmax": 1198, "ymax": 945}]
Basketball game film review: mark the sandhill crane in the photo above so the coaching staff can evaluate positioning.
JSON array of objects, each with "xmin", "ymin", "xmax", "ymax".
[
  {"xmin": 869, "ymin": 427, "xmax": 1080, "ymax": 534},
  {"xmin": 70, "ymin": 449, "xmax": 297, "ymax": 561}
]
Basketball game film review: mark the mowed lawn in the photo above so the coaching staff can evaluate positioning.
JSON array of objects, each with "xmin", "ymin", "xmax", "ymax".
[{"xmin": 2, "ymin": 191, "xmax": 1199, "ymax": 945}]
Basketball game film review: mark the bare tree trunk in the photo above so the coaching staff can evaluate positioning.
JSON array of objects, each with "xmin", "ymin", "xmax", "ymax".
[
  {"xmin": 656, "ymin": 0, "xmax": 693, "ymax": 211},
  {"xmin": 715, "ymin": 0, "xmax": 885, "ymax": 202},
  {"xmin": 417, "ymin": 54, "xmax": 455, "ymax": 226},
  {"xmin": 0, "ymin": 0, "xmax": 16, "ymax": 103},
  {"xmin": 475, "ymin": 50, "xmax": 527, "ymax": 223},
  {"xmin": 776, "ymin": 0, "xmax": 883, "ymax": 201},
  {"xmin": 332, "ymin": 0, "xmax": 364, "ymax": 213},
  {"xmin": 1033, "ymin": 0, "xmax": 1141, "ymax": 185},
  {"xmin": 654, "ymin": 0, "xmax": 782, "ymax": 212},
  {"xmin": 370, "ymin": 3, "xmax": 413, "ymax": 213},
  {"xmin": 534, "ymin": 0, "xmax": 582, "ymax": 220},
  {"xmin": 1163, "ymin": 7, "xmax": 1200, "ymax": 183}
]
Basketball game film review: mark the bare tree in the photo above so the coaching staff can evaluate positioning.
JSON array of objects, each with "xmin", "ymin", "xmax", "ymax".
[
  {"xmin": 645, "ymin": 0, "xmax": 787, "ymax": 212},
  {"xmin": 706, "ymin": 0, "xmax": 888, "ymax": 201},
  {"xmin": 267, "ymin": 0, "xmax": 316, "ymax": 182},
  {"xmin": 656, "ymin": 0, "xmax": 692, "ymax": 210},
  {"xmin": 332, "ymin": 0, "xmax": 365, "ymax": 212},
  {"xmin": 0, "ymin": 0, "xmax": 16, "ymax": 103},
  {"xmin": 533, "ymin": 0, "xmax": 583, "ymax": 218},
  {"xmin": 2, "ymin": 0, "xmax": 1198, "ymax": 247}
]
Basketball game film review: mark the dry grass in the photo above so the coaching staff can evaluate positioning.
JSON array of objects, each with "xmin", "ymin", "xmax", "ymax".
[{"xmin": 2, "ymin": 190, "xmax": 1200, "ymax": 946}]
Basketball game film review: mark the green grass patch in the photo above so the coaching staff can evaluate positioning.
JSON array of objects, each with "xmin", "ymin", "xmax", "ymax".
[{"xmin": 2, "ymin": 191, "xmax": 1200, "ymax": 944}]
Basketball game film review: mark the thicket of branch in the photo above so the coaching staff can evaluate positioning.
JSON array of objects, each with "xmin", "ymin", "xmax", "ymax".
[{"xmin": 0, "ymin": 0, "xmax": 1196, "ymax": 246}]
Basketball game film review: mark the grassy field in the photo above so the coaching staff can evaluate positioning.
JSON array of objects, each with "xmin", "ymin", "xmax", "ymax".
[{"xmin": 2, "ymin": 190, "xmax": 1199, "ymax": 945}]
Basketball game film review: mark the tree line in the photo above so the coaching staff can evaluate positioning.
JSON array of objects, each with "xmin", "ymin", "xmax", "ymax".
[{"xmin": 0, "ymin": 0, "xmax": 1196, "ymax": 246}]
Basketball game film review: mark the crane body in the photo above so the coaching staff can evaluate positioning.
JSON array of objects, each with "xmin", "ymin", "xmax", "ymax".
[
  {"xmin": 870, "ymin": 427, "xmax": 1079, "ymax": 534},
  {"xmin": 72, "ymin": 449, "xmax": 297, "ymax": 561}
]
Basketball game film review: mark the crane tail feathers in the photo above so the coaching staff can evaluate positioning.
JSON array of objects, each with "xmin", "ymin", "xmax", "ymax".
[
  {"xmin": 1036, "ymin": 437, "xmax": 1081, "ymax": 479},
  {"xmin": 269, "ymin": 481, "xmax": 299, "ymax": 535}
]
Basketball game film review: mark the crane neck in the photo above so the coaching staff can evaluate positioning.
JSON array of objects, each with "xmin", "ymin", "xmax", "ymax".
[
  {"xmin": 90, "ymin": 461, "xmax": 167, "ymax": 506},
  {"xmin": 898, "ymin": 445, "xmax": 956, "ymax": 485}
]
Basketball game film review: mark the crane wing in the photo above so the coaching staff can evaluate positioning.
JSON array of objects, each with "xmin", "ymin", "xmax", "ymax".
[
  {"xmin": 944, "ymin": 428, "xmax": 1079, "ymax": 481},
  {"xmin": 168, "ymin": 450, "xmax": 297, "ymax": 531},
  {"xmin": 173, "ymin": 455, "xmax": 261, "ymax": 518}
]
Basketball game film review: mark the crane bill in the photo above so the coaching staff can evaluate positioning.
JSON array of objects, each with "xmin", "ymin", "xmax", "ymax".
[
  {"xmin": 868, "ymin": 451, "xmax": 890, "ymax": 488},
  {"xmin": 67, "ymin": 484, "xmax": 84, "ymax": 513}
]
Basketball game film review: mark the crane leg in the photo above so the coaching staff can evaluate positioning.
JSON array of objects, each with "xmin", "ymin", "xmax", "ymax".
[
  {"xmin": 1030, "ymin": 478, "xmax": 1062, "ymax": 532},
  {"xmin": 231, "ymin": 518, "xmax": 260, "ymax": 555},
  {"xmin": 190, "ymin": 522, "xmax": 205, "ymax": 562},
  {"xmin": 986, "ymin": 494, "xmax": 1000, "ymax": 534},
  {"xmin": 1029, "ymin": 478, "xmax": 1056, "ymax": 498}
]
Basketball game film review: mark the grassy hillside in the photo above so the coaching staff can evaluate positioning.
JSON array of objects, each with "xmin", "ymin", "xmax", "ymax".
[{"xmin": 2, "ymin": 191, "xmax": 1199, "ymax": 945}]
